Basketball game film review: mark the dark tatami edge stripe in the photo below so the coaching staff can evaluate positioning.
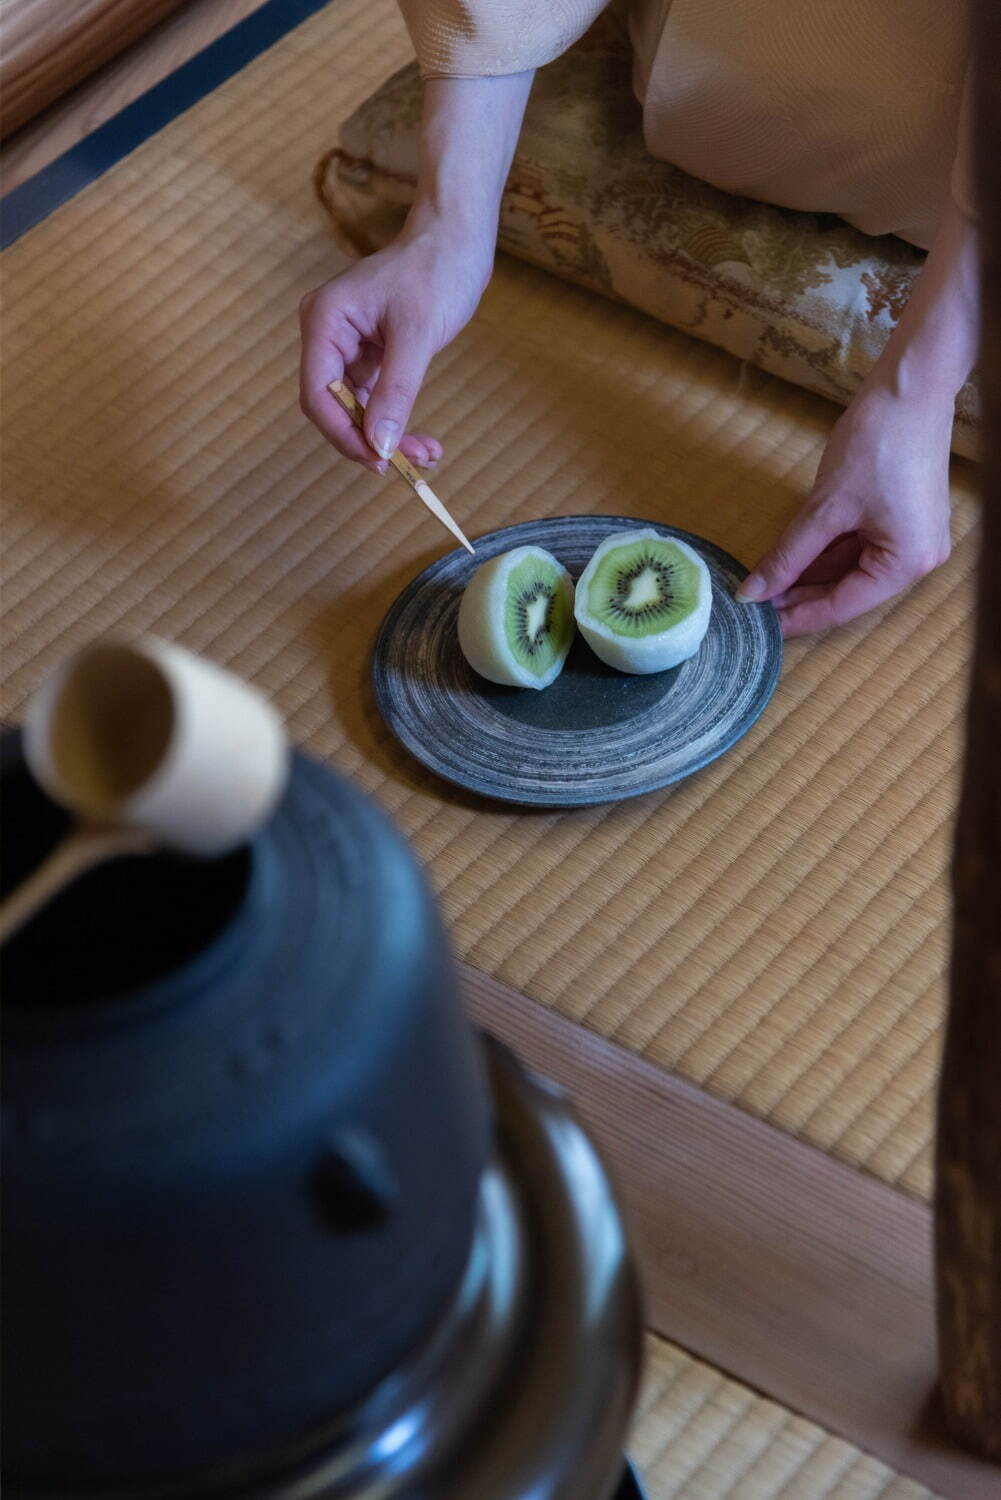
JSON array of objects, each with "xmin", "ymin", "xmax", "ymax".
[
  {"xmin": 0, "ymin": 0, "xmax": 333, "ymax": 251},
  {"xmin": 459, "ymin": 962, "xmax": 999, "ymax": 1500}
]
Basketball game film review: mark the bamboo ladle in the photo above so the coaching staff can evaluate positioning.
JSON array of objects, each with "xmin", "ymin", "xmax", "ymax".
[{"xmin": 0, "ymin": 638, "xmax": 288, "ymax": 944}]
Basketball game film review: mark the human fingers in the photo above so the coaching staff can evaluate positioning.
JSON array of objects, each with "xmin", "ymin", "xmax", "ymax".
[
  {"xmin": 792, "ymin": 532, "xmax": 863, "ymax": 586},
  {"xmin": 345, "ymin": 350, "xmax": 442, "ymax": 469},
  {"xmin": 299, "ymin": 290, "xmax": 386, "ymax": 472},
  {"xmin": 736, "ymin": 498, "xmax": 851, "ymax": 604},
  {"xmin": 344, "ymin": 341, "xmax": 384, "ymax": 407},
  {"xmin": 768, "ymin": 535, "xmax": 862, "ymax": 604},
  {"xmin": 396, "ymin": 434, "xmax": 441, "ymax": 468},
  {"xmin": 777, "ymin": 562, "xmax": 911, "ymax": 637},
  {"xmin": 361, "ymin": 311, "xmax": 436, "ymax": 462}
]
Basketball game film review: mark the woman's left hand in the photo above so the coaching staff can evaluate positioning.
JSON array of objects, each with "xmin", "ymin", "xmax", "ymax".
[{"xmin": 736, "ymin": 383, "xmax": 954, "ymax": 637}]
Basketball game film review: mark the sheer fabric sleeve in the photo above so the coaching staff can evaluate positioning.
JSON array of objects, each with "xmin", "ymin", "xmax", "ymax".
[{"xmin": 396, "ymin": 0, "xmax": 609, "ymax": 78}]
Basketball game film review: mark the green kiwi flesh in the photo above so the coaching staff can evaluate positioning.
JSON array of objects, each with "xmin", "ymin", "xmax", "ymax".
[
  {"xmin": 503, "ymin": 553, "xmax": 573, "ymax": 676},
  {"xmin": 586, "ymin": 537, "xmax": 702, "ymax": 637}
]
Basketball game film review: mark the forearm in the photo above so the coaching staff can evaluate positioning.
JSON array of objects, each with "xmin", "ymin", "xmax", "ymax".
[
  {"xmin": 866, "ymin": 195, "xmax": 980, "ymax": 405},
  {"xmin": 404, "ymin": 73, "xmax": 535, "ymax": 254}
]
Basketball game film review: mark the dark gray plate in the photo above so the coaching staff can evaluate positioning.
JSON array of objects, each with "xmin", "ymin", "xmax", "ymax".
[{"xmin": 372, "ymin": 516, "xmax": 782, "ymax": 807}]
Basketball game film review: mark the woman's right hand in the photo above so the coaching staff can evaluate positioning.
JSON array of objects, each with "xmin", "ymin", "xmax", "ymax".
[
  {"xmin": 299, "ymin": 218, "xmax": 493, "ymax": 473},
  {"xmin": 300, "ymin": 70, "xmax": 535, "ymax": 472}
]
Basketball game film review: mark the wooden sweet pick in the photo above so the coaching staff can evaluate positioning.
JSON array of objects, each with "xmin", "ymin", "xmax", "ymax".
[{"xmin": 328, "ymin": 378, "xmax": 475, "ymax": 555}]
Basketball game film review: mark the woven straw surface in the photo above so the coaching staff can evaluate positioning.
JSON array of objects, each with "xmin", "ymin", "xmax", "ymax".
[
  {"xmin": 1, "ymin": 0, "xmax": 979, "ymax": 1201},
  {"xmin": 633, "ymin": 1335, "xmax": 937, "ymax": 1500}
]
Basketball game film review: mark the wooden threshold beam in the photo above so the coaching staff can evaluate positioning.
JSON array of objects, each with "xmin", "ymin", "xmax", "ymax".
[
  {"xmin": 0, "ymin": 0, "xmax": 272, "ymax": 195},
  {"xmin": 461, "ymin": 963, "xmax": 1000, "ymax": 1499}
]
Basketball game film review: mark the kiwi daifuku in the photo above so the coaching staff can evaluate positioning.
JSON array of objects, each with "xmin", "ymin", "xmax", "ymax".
[
  {"xmin": 457, "ymin": 545, "xmax": 575, "ymax": 689},
  {"xmin": 574, "ymin": 529, "xmax": 712, "ymax": 674}
]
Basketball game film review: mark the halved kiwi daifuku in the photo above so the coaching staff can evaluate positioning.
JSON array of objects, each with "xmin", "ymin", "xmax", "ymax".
[
  {"xmin": 574, "ymin": 529, "xmax": 712, "ymax": 674},
  {"xmin": 457, "ymin": 545, "xmax": 575, "ymax": 689}
]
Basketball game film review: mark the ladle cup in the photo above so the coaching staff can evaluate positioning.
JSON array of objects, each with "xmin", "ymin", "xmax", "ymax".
[{"xmin": 0, "ymin": 638, "xmax": 288, "ymax": 943}]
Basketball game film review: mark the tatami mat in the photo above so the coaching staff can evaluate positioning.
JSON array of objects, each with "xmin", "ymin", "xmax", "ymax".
[
  {"xmin": 1, "ymin": 0, "xmax": 979, "ymax": 1201},
  {"xmin": 634, "ymin": 1336, "xmax": 937, "ymax": 1500}
]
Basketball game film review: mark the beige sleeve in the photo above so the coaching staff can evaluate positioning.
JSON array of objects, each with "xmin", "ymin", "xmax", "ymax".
[
  {"xmin": 950, "ymin": 66, "xmax": 975, "ymax": 219},
  {"xmin": 397, "ymin": 0, "xmax": 609, "ymax": 78}
]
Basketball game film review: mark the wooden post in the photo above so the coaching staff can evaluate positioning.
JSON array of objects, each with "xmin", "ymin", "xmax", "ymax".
[{"xmin": 934, "ymin": 2, "xmax": 1001, "ymax": 1460}]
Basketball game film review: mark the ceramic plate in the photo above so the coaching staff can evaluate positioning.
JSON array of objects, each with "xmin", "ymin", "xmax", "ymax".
[{"xmin": 372, "ymin": 516, "xmax": 782, "ymax": 807}]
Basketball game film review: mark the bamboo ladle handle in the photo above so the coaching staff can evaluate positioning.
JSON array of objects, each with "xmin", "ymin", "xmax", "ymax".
[{"xmin": 0, "ymin": 824, "xmax": 157, "ymax": 944}]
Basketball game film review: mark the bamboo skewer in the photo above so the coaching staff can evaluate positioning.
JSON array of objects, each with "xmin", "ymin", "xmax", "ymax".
[{"xmin": 328, "ymin": 378, "xmax": 475, "ymax": 554}]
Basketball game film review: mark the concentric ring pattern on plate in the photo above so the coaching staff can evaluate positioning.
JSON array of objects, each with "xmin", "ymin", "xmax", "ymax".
[{"xmin": 372, "ymin": 516, "xmax": 782, "ymax": 806}]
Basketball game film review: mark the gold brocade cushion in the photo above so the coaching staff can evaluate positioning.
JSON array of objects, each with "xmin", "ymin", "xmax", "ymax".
[{"xmin": 316, "ymin": 14, "xmax": 978, "ymax": 459}]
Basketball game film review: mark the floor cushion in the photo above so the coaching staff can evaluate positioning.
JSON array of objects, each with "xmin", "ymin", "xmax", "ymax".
[{"xmin": 315, "ymin": 12, "xmax": 978, "ymax": 461}]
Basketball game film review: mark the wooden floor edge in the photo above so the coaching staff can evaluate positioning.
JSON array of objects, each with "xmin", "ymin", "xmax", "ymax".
[
  {"xmin": 459, "ymin": 962, "xmax": 1000, "ymax": 1499},
  {"xmin": 0, "ymin": 0, "xmax": 272, "ymax": 195}
]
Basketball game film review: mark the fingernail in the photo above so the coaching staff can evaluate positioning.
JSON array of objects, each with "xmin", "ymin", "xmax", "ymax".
[
  {"xmin": 735, "ymin": 574, "xmax": 766, "ymax": 602},
  {"xmin": 372, "ymin": 420, "xmax": 399, "ymax": 459}
]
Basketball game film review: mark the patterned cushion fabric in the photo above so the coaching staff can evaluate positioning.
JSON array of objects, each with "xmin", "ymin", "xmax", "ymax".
[{"xmin": 316, "ymin": 13, "xmax": 978, "ymax": 459}]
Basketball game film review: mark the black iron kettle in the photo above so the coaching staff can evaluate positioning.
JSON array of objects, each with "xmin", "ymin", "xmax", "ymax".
[{"xmin": 1, "ymin": 709, "xmax": 644, "ymax": 1498}]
